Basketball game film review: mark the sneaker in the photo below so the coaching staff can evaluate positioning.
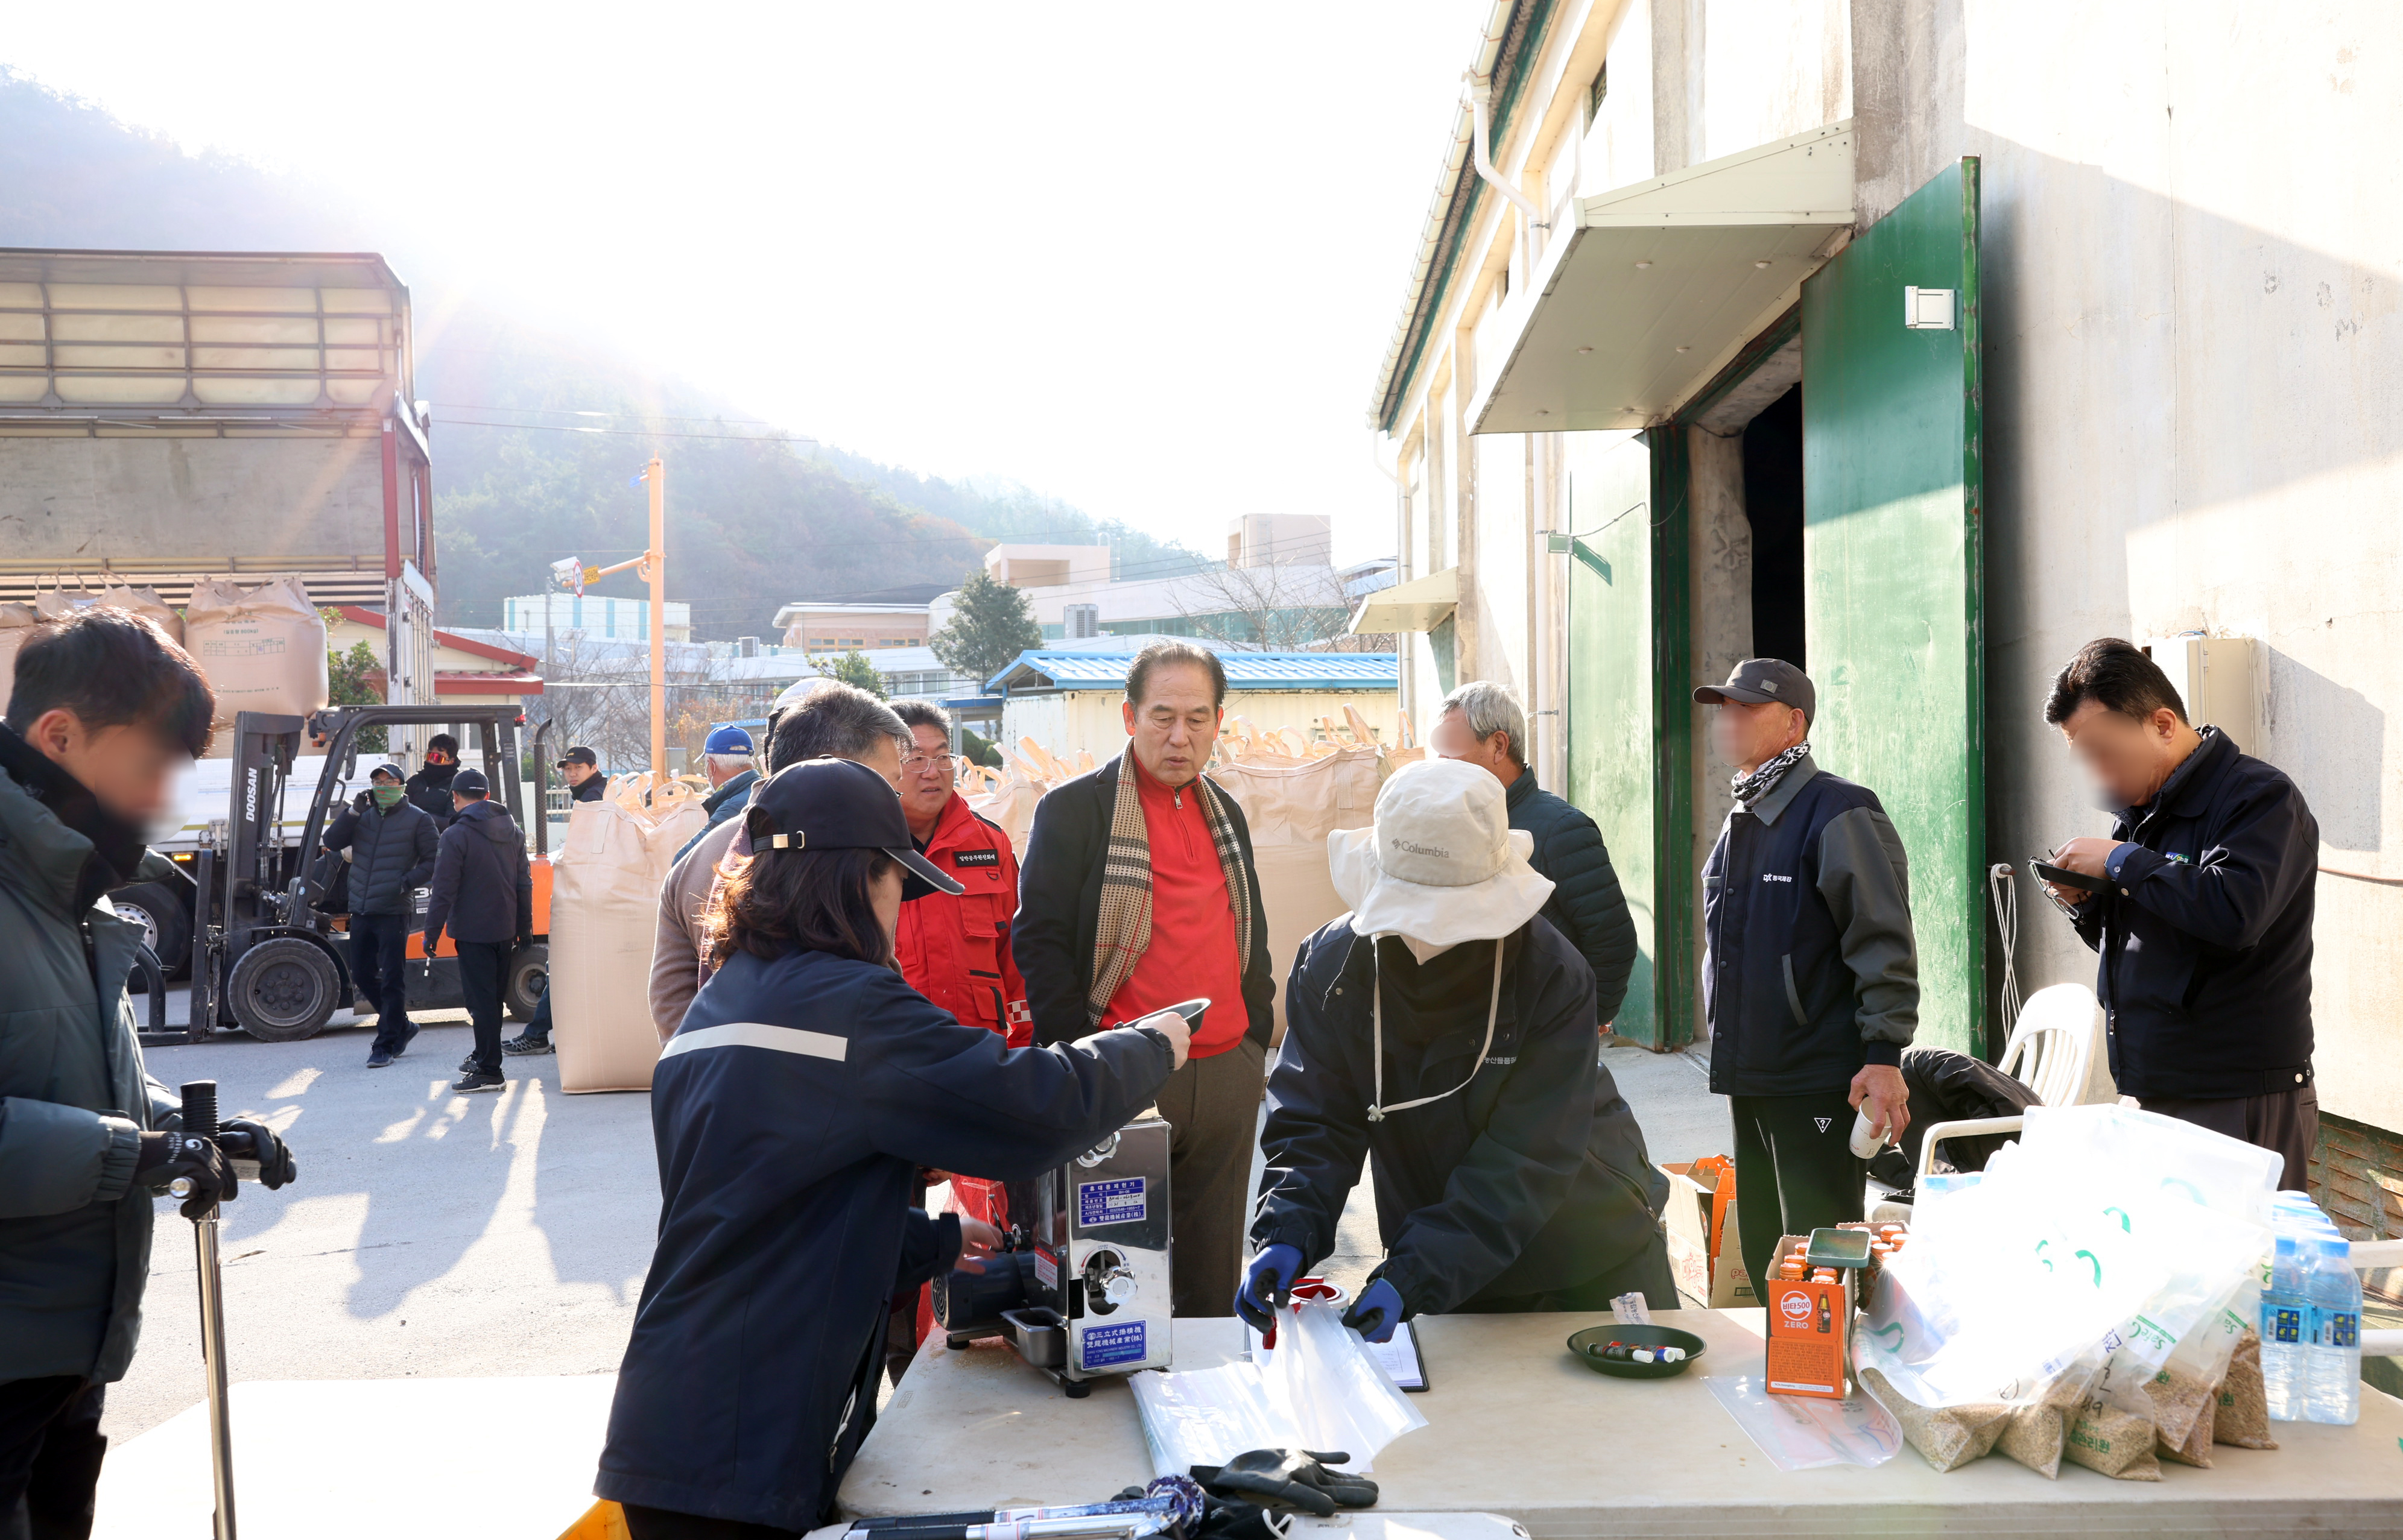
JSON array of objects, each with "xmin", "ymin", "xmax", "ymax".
[
  {"xmin": 458, "ymin": 1053, "xmax": 478, "ymax": 1073},
  {"xmin": 502, "ymin": 1034, "xmax": 554, "ymax": 1056},
  {"xmin": 366, "ymin": 1049, "xmax": 395, "ymax": 1069},
  {"xmin": 452, "ymin": 1070, "xmax": 505, "ymax": 1094},
  {"xmin": 397, "ymin": 1021, "xmax": 422, "ymax": 1056}
]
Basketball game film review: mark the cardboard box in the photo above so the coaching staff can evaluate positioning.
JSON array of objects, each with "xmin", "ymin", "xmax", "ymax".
[
  {"xmin": 1657, "ymin": 1160, "xmax": 1756, "ymax": 1309},
  {"xmin": 1762, "ymin": 1234, "xmax": 1853, "ymax": 1400}
]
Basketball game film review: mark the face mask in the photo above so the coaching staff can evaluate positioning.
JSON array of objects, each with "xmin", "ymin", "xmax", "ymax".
[{"xmin": 372, "ymin": 785, "xmax": 406, "ymax": 811}]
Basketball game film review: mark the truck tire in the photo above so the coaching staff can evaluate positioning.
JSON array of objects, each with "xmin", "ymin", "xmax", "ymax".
[
  {"xmin": 228, "ymin": 937, "xmax": 341, "ymax": 1042},
  {"xmin": 112, "ymin": 882, "xmax": 192, "ymax": 979},
  {"xmin": 505, "ymin": 943, "xmax": 549, "ymax": 1022}
]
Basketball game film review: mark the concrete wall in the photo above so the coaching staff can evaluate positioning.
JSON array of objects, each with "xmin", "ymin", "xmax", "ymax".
[{"xmin": 1848, "ymin": 0, "xmax": 2403, "ymax": 1129}]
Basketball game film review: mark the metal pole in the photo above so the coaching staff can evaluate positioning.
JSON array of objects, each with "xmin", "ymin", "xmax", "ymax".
[
  {"xmin": 174, "ymin": 1079, "xmax": 238, "ymax": 1540},
  {"xmin": 647, "ymin": 455, "xmax": 665, "ymax": 783}
]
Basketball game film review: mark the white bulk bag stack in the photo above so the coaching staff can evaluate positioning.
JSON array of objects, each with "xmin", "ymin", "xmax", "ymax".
[{"xmin": 551, "ymin": 774, "xmax": 706, "ymax": 1093}]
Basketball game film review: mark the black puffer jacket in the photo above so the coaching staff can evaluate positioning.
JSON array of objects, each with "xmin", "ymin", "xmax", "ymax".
[
  {"xmin": 405, "ymin": 760, "xmax": 457, "ymax": 830},
  {"xmin": 422, "ymin": 800, "xmax": 532, "ymax": 948},
  {"xmin": 1505, "ymin": 774, "xmax": 1639, "ymax": 1026},
  {"xmin": 1253, "ymin": 918, "xmax": 1668, "ymax": 1317},
  {"xmin": 324, "ymin": 794, "xmax": 438, "ymax": 917}
]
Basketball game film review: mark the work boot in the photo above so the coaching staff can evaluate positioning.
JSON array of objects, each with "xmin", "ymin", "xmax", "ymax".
[
  {"xmin": 366, "ymin": 1049, "xmax": 395, "ymax": 1069},
  {"xmin": 502, "ymin": 1033, "xmax": 553, "ymax": 1056},
  {"xmin": 452, "ymin": 1070, "xmax": 505, "ymax": 1094}
]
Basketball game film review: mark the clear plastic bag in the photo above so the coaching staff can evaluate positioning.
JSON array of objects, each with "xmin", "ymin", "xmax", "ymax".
[
  {"xmin": 1130, "ymin": 1302, "xmax": 1426, "ymax": 1479},
  {"xmin": 1703, "ymin": 1375, "xmax": 1902, "ymax": 1469}
]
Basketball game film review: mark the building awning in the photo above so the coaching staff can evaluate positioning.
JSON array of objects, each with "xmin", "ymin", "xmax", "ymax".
[
  {"xmin": 1349, "ymin": 566, "xmax": 1457, "ymax": 634},
  {"xmin": 1467, "ymin": 122, "xmax": 1855, "ymax": 435}
]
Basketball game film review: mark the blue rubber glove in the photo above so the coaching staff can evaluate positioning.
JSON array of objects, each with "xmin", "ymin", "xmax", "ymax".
[
  {"xmin": 1235, "ymin": 1243, "xmax": 1303, "ymax": 1334},
  {"xmin": 1341, "ymin": 1277, "xmax": 1406, "ymax": 1343}
]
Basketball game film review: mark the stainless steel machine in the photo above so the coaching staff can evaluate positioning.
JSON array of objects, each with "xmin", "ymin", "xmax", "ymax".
[{"xmin": 934, "ymin": 1112, "xmax": 1174, "ymax": 1397}]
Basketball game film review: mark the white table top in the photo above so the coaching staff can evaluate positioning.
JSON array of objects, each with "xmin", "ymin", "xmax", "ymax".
[{"xmin": 841, "ymin": 1308, "xmax": 2403, "ymax": 1538}]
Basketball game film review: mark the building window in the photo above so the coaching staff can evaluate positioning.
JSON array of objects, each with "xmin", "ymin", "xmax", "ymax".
[{"xmin": 1586, "ymin": 60, "xmax": 1607, "ymax": 124}]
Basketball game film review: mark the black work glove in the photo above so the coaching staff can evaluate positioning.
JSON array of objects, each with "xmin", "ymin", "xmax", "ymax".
[
  {"xmin": 1195, "ymin": 1449, "xmax": 1378, "ymax": 1517},
  {"xmin": 1192, "ymin": 1497, "xmax": 1284, "ymax": 1540},
  {"xmin": 135, "ymin": 1131, "xmax": 237, "ymax": 1219},
  {"xmin": 217, "ymin": 1118, "xmax": 297, "ymax": 1190}
]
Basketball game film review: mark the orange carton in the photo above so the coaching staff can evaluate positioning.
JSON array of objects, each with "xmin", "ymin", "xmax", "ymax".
[{"xmin": 1762, "ymin": 1234, "xmax": 1851, "ymax": 1400}]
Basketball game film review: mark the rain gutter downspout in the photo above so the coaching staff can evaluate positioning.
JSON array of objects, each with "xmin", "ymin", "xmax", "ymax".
[{"xmin": 1467, "ymin": 74, "xmax": 1548, "ymax": 295}]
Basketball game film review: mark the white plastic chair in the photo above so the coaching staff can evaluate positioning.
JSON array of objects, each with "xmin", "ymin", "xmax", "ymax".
[{"xmin": 1997, "ymin": 982, "xmax": 2103, "ymax": 1108}]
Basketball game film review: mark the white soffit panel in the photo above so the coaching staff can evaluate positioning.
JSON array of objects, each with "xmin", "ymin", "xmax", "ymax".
[{"xmin": 1469, "ymin": 122, "xmax": 1854, "ymax": 435}]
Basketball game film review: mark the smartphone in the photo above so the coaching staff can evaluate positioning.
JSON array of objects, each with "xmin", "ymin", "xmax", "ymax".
[
  {"xmin": 2030, "ymin": 859, "xmax": 2105, "ymax": 892},
  {"xmin": 1159, "ymin": 998, "xmax": 1211, "ymax": 1021}
]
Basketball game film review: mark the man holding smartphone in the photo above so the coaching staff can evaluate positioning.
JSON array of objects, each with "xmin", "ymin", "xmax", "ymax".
[{"xmin": 2039, "ymin": 639, "xmax": 2320, "ymax": 1185}]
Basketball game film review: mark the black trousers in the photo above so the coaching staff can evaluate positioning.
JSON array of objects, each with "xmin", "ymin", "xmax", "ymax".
[
  {"xmin": 1463, "ymin": 1229, "xmax": 1679, "ymax": 1314},
  {"xmin": 349, "ymin": 911, "xmax": 414, "ymax": 1054},
  {"xmin": 0, "ymin": 1377, "xmax": 106, "ymax": 1540},
  {"xmin": 1729, "ymin": 1090, "xmax": 1865, "ymax": 1299},
  {"xmin": 620, "ymin": 1505, "xmax": 799, "ymax": 1540},
  {"xmin": 456, "ymin": 940, "xmax": 511, "ymax": 1076}
]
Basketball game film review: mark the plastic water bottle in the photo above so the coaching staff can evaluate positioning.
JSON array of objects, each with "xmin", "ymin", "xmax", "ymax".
[
  {"xmin": 2303, "ymin": 1235, "xmax": 2361, "ymax": 1425},
  {"xmin": 2260, "ymin": 1234, "xmax": 2309, "ymax": 1421}
]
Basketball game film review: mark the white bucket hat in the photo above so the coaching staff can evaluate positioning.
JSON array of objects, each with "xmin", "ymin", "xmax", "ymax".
[{"xmin": 1328, "ymin": 757, "xmax": 1556, "ymax": 947}]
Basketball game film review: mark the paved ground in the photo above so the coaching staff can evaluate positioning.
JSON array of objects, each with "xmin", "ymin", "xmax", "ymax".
[
  {"xmin": 111, "ymin": 997, "xmax": 1727, "ymax": 1442},
  {"xmin": 108, "ymin": 1006, "xmax": 657, "ymax": 1443}
]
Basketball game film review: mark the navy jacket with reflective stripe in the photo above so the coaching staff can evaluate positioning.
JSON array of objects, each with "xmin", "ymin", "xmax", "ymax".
[{"xmin": 597, "ymin": 945, "xmax": 1172, "ymax": 1532}]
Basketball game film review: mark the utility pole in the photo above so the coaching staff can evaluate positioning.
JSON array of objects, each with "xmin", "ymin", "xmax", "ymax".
[{"xmin": 645, "ymin": 455, "xmax": 665, "ymax": 780}]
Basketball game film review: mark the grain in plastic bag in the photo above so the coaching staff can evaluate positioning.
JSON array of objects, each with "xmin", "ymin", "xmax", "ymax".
[{"xmin": 1258, "ymin": 1299, "xmax": 1426, "ymax": 1472}]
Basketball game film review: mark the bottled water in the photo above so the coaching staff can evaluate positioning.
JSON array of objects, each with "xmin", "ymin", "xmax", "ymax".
[
  {"xmin": 2260, "ymin": 1234, "xmax": 2309, "ymax": 1422},
  {"xmin": 2303, "ymin": 1235, "xmax": 2361, "ymax": 1425}
]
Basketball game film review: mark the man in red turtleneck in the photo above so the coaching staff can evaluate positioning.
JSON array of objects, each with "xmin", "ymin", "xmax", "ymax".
[{"xmin": 1013, "ymin": 641, "xmax": 1274, "ymax": 1318}]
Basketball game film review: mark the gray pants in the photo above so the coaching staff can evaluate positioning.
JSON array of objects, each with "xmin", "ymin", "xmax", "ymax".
[
  {"xmin": 1157, "ymin": 1035, "xmax": 1268, "ymax": 1318},
  {"xmin": 2141, "ymin": 1082, "xmax": 2320, "ymax": 1190}
]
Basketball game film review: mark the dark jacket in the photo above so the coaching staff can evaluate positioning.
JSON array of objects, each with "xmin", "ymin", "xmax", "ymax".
[
  {"xmin": 323, "ymin": 792, "xmax": 439, "ymax": 917},
  {"xmin": 2068, "ymin": 729, "xmax": 2316, "ymax": 1099},
  {"xmin": 405, "ymin": 760, "xmax": 457, "ymax": 829},
  {"xmin": 597, "ymin": 945, "xmax": 1174, "ymax": 1531},
  {"xmin": 0, "ymin": 725, "xmax": 183, "ymax": 1384},
  {"xmin": 422, "ymin": 799, "xmax": 533, "ymax": 948},
  {"xmin": 1505, "ymin": 773, "xmax": 1639, "ymax": 1026},
  {"xmin": 1012, "ymin": 759, "xmax": 1274, "ymax": 1050},
  {"xmin": 1702, "ymin": 756, "xmax": 1919, "ymax": 1097},
  {"xmin": 1253, "ymin": 918, "xmax": 1669, "ymax": 1316},
  {"xmin": 675, "ymin": 768, "xmax": 756, "ymax": 865},
  {"xmin": 1881, "ymin": 1045, "xmax": 2039, "ymax": 1180},
  {"xmin": 570, "ymin": 773, "xmax": 607, "ymax": 803}
]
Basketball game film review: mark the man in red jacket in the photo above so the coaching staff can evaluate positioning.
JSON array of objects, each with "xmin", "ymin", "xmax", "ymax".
[{"xmin": 886, "ymin": 698, "xmax": 1031, "ymax": 1385}]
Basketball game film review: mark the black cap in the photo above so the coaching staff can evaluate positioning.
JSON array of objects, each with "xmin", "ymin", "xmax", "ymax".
[
  {"xmin": 452, "ymin": 766, "xmax": 490, "ymax": 796},
  {"xmin": 1694, "ymin": 658, "xmax": 1814, "ymax": 722},
  {"xmin": 369, "ymin": 762, "xmax": 406, "ymax": 782},
  {"xmin": 744, "ymin": 757, "xmax": 964, "ymax": 896},
  {"xmin": 557, "ymin": 746, "xmax": 597, "ymax": 768}
]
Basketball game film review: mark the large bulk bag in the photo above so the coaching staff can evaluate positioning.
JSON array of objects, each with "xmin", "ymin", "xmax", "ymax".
[
  {"xmin": 551, "ymin": 775, "xmax": 705, "ymax": 1093},
  {"xmin": 185, "ymin": 576, "xmax": 328, "ymax": 749},
  {"xmin": 959, "ymin": 762, "xmax": 1047, "ymax": 859},
  {"xmin": 36, "ymin": 581, "xmax": 187, "ymax": 646},
  {"xmin": 0, "ymin": 604, "xmax": 38, "ymax": 719},
  {"xmin": 1206, "ymin": 744, "xmax": 1379, "ymax": 1043}
]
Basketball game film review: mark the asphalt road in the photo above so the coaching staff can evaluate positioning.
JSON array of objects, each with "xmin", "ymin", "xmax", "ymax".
[
  {"xmin": 107, "ymin": 1006, "xmax": 658, "ymax": 1443},
  {"xmin": 107, "ymin": 1002, "xmax": 1729, "ymax": 1443}
]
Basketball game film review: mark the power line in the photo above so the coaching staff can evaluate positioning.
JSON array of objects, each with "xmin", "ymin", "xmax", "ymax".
[
  {"xmin": 433, "ymin": 416, "xmax": 815, "ymax": 443},
  {"xmin": 431, "ymin": 402, "xmax": 784, "ymax": 426}
]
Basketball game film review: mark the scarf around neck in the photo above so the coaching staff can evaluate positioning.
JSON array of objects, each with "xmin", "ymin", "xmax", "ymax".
[
  {"xmin": 1732, "ymin": 741, "xmax": 1811, "ymax": 809},
  {"xmin": 1086, "ymin": 746, "xmax": 1255, "ymax": 1029}
]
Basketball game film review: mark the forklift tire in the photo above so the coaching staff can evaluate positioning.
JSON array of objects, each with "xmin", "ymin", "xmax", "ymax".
[
  {"xmin": 505, "ymin": 943, "xmax": 549, "ymax": 1022},
  {"xmin": 112, "ymin": 882, "xmax": 192, "ymax": 978},
  {"xmin": 228, "ymin": 938, "xmax": 343, "ymax": 1042}
]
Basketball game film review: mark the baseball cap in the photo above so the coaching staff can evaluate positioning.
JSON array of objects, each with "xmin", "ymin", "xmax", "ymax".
[
  {"xmin": 744, "ymin": 757, "xmax": 964, "ymax": 896},
  {"xmin": 369, "ymin": 762, "xmax": 406, "ymax": 783},
  {"xmin": 556, "ymin": 745, "xmax": 598, "ymax": 769},
  {"xmin": 452, "ymin": 766, "xmax": 490, "ymax": 796},
  {"xmin": 704, "ymin": 724, "xmax": 755, "ymax": 756},
  {"xmin": 1693, "ymin": 658, "xmax": 1815, "ymax": 722}
]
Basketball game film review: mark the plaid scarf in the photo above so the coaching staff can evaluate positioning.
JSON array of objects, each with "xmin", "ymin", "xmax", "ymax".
[
  {"xmin": 1087, "ymin": 745, "xmax": 1256, "ymax": 1029},
  {"xmin": 1732, "ymin": 741, "xmax": 1811, "ymax": 808}
]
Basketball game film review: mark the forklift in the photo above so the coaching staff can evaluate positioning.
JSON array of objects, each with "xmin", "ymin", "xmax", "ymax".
[{"xmin": 186, "ymin": 704, "xmax": 557, "ymax": 1042}]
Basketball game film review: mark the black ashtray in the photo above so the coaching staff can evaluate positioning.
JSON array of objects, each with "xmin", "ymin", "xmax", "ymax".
[{"xmin": 1567, "ymin": 1324, "xmax": 1708, "ymax": 1380}]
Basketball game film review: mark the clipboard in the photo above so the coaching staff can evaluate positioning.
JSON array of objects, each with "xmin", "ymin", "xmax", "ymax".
[{"xmin": 1363, "ymin": 1319, "xmax": 1429, "ymax": 1392}]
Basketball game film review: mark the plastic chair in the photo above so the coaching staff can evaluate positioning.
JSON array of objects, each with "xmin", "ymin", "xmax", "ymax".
[{"xmin": 1996, "ymin": 983, "xmax": 2103, "ymax": 1108}]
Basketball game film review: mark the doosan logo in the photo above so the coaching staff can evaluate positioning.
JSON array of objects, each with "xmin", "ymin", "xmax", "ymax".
[{"xmin": 1779, "ymin": 1289, "xmax": 1814, "ymax": 1324}]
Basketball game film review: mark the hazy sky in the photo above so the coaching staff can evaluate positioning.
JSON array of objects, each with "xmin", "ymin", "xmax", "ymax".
[{"xmin": 5, "ymin": 3, "xmax": 1479, "ymax": 561}]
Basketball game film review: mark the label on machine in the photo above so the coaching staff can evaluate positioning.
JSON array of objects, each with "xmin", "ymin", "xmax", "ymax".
[
  {"xmin": 1081, "ymin": 1320, "xmax": 1148, "ymax": 1369},
  {"xmin": 1078, "ymin": 1176, "xmax": 1148, "ymax": 1227},
  {"xmin": 1033, "ymin": 1248, "xmax": 1059, "ymax": 1290}
]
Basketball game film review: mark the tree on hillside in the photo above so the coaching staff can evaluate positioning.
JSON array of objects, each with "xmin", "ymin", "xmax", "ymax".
[
  {"xmin": 817, "ymin": 650, "xmax": 886, "ymax": 698},
  {"xmin": 929, "ymin": 570, "xmax": 1041, "ymax": 687}
]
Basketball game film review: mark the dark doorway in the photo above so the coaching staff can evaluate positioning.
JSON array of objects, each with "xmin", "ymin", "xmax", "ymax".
[{"xmin": 1742, "ymin": 384, "xmax": 1806, "ymax": 669}]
